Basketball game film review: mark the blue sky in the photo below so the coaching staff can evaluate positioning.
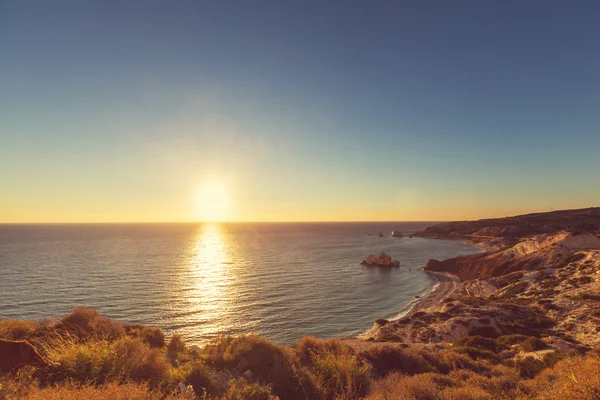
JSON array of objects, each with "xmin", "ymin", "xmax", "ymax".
[{"xmin": 1, "ymin": 1, "xmax": 599, "ymax": 222}]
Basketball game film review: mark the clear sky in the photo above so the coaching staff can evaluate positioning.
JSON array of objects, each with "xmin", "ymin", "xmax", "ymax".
[{"xmin": 1, "ymin": 1, "xmax": 599, "ymax": 223}]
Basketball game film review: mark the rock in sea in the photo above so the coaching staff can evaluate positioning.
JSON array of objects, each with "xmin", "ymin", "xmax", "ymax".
[{"xmin": 361, "ymin": 252, "xmax": 400, "ymax": 267}]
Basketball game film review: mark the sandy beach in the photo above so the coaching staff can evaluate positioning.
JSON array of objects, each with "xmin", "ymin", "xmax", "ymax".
[{"xmin": 409, "ymin": 271, "xmax": 462, "ymax": 314}]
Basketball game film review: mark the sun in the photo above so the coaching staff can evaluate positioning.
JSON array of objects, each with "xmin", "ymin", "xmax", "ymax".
[{"xmin": 195, "ymin": 180, "xmax": 231, "ymax": 222}]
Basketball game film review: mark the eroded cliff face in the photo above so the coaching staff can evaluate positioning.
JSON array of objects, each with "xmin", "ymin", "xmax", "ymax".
[
  {"xmin": 366, "ymin": 248, "xmax": 600, "ymax": 349},
  {"xmin": 424, "ymin": 232, "xmax": 600, "ymax": 281}
]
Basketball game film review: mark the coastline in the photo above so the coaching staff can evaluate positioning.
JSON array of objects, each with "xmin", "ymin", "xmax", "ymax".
[{"xmin": 357, "ymin": 237, "xmax": 484, "ymax": 339}]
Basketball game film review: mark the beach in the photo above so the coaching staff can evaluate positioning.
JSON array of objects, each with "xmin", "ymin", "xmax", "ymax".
[{"xmin": 409, "ymin": 271, "xmax": 462, "ymax": 314}]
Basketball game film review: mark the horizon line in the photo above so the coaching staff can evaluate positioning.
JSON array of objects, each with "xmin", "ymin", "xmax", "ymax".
[{"xmin": 0, "ymin": 219, "xmax": 449, "ymax": 225}]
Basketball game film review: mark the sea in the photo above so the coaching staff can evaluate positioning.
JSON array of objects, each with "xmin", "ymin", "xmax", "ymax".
[{"xmin": 0, "ymin": 222, "xmax": 482, "ymax": 345}]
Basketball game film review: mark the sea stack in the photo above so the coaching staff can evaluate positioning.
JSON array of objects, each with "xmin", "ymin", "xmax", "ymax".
[
  {"xmin": 391, "ymin": 230, "xmax": 404, "ymax": 237},
  {"xmin": 361, "ymin": 252, "xmax": 400, "ymax": 267}
]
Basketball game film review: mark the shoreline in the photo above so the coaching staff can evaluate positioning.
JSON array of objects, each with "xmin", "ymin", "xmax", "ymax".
[
  {"xmin": 409, "ymin": 270, "xmax": 461, "ymax": 314},
  {"xmin": 356, "ymin": 237, "xmax": 483, "ymax": 339}
]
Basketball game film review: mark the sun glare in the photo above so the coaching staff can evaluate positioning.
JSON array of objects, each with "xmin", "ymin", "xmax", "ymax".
[{"xmin": 195, "ymin": 180, "xmax": 231, "ymax": 222}]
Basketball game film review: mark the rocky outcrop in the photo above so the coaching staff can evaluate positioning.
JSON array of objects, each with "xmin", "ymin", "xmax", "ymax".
[
  {"xmin": 391, "ymin": 230, "xmax": 404, "ymax": 237},
  {"xmin": 361, "ymin": 252, "xmax": 400, "ymax": 267},
  {"xmin": 424, "ymin": 231, "xmax": 599, "ymax": 281}
]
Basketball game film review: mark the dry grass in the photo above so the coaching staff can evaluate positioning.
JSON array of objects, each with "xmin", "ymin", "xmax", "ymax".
[
  {"xmin": 2, "ymin": 308, "xmax": 600, "ymax": 400},
  {"xmin": 0, "ymin": 381, "xmax": 192, "ymax": 400}
]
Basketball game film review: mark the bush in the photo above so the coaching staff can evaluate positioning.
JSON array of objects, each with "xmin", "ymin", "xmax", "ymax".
[
  {"xmin": 0, "ymin": 382, "xmax": 190, "ymax": 400},
  {"xmin": 452, "ymin": 346, "xmax": 499, "ymax": 362},
  {"xmin": 497, "ymin": 334, "xmax": 530, "ymax": 346},
  {"xmin": 575, "ymin": 293, "xmax": 600, "ymax": 301},
  {"xmin": 123, "ymin": 324, "xmax": 165, "ymax": 348},
  {"xmin": 527, "ymin": 354, "xmax": 600, "ymax": 399},
  {"xmin": 514, "ymin": 356, "xmax": 546, "ymax": 378},
  {"xmin": 365, "ymin": 372, "xmax": 454, "ymax": 400},
  {"xmin": 167, "ymin": 334, "xmax": 186, "ymax": 362},
  {"xmin": 58, "ymin": 308, "xmax": 124, "ymax": 340},
  {"xmin": 519, "ymin": 337, "xmax": 547, "ymax": 352},
  {"xmin": 185, "ymin": 362, "xmax": 215, "ymax": 397},
  {"xmin": 202, "ymin": 335, "xmax": 300, "ymax": 399},
  {"xmin": 0, "ymin": 320, "xmax": 44, "ymax": 340},
  {"xmin": 310, "ymin": 349, "xmax": 373, "ymax": 400},
  {"xmin": 294, "ymin": 336, "xmax": 354, "ymax": 364},
  {"xmin": 221, "ymin": 377, "xmax": 274, "ymax": 400},
  {"xmin": 358, "ymin": 345, "xmax": 435, "ymax": 377},
  {"xmin": 454, "ymin": 336, "xmax": 504, "ymax": 353},
  {"xmin": 468, "ymin": 326, "xmax": 500, "ymax": 338},
  {"xmin": 45, "ymin": 336, "xmax": 172, "ymax": 387}
]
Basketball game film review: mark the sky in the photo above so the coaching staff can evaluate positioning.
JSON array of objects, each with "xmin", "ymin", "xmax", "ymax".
[{"xmin": 1, "ymin": 1, "xmax": 599, "ymax": 223}]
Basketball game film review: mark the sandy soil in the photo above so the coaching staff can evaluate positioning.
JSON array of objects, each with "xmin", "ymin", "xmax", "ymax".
[{"xmin": 410, "ymin": 271, "xmax": 462, "ymax": 314}]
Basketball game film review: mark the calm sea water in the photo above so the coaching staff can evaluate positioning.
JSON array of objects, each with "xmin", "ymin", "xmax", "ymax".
[{"xmin": 0, "ymin": 223, "xmax": 481, "ymax": 345}]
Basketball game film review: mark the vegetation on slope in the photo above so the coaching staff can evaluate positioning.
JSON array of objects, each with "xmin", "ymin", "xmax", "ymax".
[{"xmin": 1, "ymin": 308, "xmax": 600, "ymax": 399}]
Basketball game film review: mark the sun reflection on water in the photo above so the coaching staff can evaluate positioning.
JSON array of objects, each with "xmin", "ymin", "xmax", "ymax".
[{"xmin": 187, "ymin": 224, "xmax": 234, "ymax": 336}]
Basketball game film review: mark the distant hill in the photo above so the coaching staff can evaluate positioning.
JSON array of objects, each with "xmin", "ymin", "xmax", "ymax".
[
  {"xmin": 414, "ymin": 207, "xmax": 600, "ymax": 280},
  {"xmin": 414, "ymin": 207, "xmax": 600, "ymax": 241}
]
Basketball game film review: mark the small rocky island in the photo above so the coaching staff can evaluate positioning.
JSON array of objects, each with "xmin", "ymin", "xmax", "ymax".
[
  {"xmin": 391, "ymin": 230, "xmax": 404, "ymax": 237},
  {"xmin": 361, "ymin": 252, "xmax": 400, "ymax": 267}
]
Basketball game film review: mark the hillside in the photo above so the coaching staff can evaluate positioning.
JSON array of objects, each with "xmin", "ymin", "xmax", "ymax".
[
  {"xmin": 414, "ymin": 207, "xmax": 600, "ymax": 248},
  {"xmin": 2, "ymin": 307, "xmax": 600, "ymax": 399},
  {"xmin": 363, "ymin": 208, "xmax": 600, "ymax": 359}
]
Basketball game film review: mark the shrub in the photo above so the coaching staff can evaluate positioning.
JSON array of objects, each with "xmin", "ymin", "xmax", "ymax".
[
  {"xmin": 44, "ymin": 336, "xmax": 172, "ymax": 387},
  {"xmin": 167, "ymin": 334, "xmax": 186, "ymax": 362},
  {"xmin": 310, "ymin": 349, "xmax": 373, "ymax": 400},
  {"xmin": 514, "ymin": 356, "xmax": 546, "ymax": 378},
  {"xmin": 497, "ymin": 334, "xmax": 530, "ymax": 346},
  {"xmin": 58, "ymin": 308, "xmax": 124, "ymax": 340},
  {"xmin": 358, "ymin": 345, "xmax": 435, "ymax": 377},
  {"xmin": 0, "ymin": 320, "xmax": 43, "ymax": 340},
  {"xmin": 366, "ymin": 372, "xmax": 454, "ymax": 400},
  {"xmin": 575, "ymin": 293, "xmax": 600, "ymax": 301},
  {"xmin": 0, "ymin": 382, "xmax": 190, "ymax": 400},
  {"xmin": 185, "ymin": 362, "xmax": 215, "ymax": 397},
  {"xmin": 123, "ymin": 324, "xmax": 165, "ymax": 348},
  {"xmin": 452, "ymin": 346, "xmax": 499, "ymax": 362},
  {"xmin": 454, "ymin": 336, "xmax": 504, "ymax": 352},
  {"xmin": 528, "ymin": 354, "xmax": 600, "ymax": 399},
  {"xmin": 202, "ymin": 335, "xmax": 300, "ymax": 399},
  {"xmin": 468, "ymin": 326, "xmax": 500, "ymax": 339},
  {"xmin": 519, "ymin": 337, "xmax": 547, "ymax": 352},
  {"xmin": 221, "ymin": 377, "xmax": 274, "ymax": 400}
]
